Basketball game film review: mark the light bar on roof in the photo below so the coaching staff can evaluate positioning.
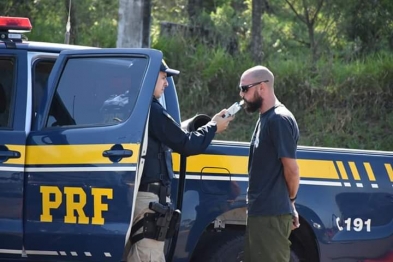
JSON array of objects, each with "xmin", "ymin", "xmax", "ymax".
[{"xmin": 0, "ymin": 17, "xmax": 32, "ymax": 31}]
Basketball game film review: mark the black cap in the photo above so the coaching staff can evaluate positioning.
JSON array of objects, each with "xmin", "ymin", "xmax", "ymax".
[{"xmin": 160, "ymin": 61, "xmax": 180, "ymax": 77}]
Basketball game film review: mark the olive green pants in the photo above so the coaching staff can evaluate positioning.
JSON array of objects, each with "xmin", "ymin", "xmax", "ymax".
[{"xmin": 244, "ymin": 214, "xmax": 292, "ymax": 262}]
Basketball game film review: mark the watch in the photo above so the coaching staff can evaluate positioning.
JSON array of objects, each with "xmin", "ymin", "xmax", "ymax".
[{"xmin": 290, "ymin": 195, "xmax": 297, "ymax": 202}]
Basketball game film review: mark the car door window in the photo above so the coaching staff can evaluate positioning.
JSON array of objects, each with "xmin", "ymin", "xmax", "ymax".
[
  {"xmin": 45, "ymin": 56, "xmax": 148, "ymax": 128},
  {"xmin": 0, "ymin": 57, "xmax": 16, "ymax": 128},
  {"xmin": 33, "ymin": 59, "xmax": 55, "ymax": 117}
]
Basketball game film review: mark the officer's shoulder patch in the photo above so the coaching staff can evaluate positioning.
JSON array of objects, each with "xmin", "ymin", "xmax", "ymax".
[{"xmin": 162, "ymin": 111, "xmax": 180, "ymax": 126}]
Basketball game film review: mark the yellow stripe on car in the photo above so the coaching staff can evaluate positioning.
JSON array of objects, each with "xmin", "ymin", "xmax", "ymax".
[
  {"xmin": 172, "ymin": 154, "xmax": 249, "ymax": 175},
  {"xmin": 173, "ymin": 154, "xmax": 342, "ymax": 180},
  {"xmin": 297, "ymin": 159, "xmax": 339, "ymax": 179},
  {"xmin": 336, "ymin": 161, "xmax": 349, "ymax": 180},
  {"xmin": 25, "ymin": 144, "xmax": 140, "ymax": 165},
  {"xmin": 363, "ymin": 162, "xmax": 376, "ymax": 181},
  {"xmin": 385, "ymin": 163, "xmax": 393, "ymax": 182},
  {"xmin": 348, "ymin": 162, "xmax": 361, "ymax": 180}
]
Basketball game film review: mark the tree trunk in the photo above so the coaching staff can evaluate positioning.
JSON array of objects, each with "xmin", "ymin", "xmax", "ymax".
[
  {"xmin": 302, "ymin": 0, "xmax": 324, "ymax": 70},
  {"xmin": 187, "ymin": 0, "xmax": 203, "ymax": 25},
  {"xmin": 308, "ymin": 22, "xmax": 317, "ymax": 69},
  {"xmin": 117, "ymin": 0, "xmax": 144, "ymax": 48},
  {"xmin": 251, "ymin": 0, "xmax": 264, "ymax": 64},
  {"xmin": 142, "ymin": 0, "xmax": 151, "ymax": 48}
]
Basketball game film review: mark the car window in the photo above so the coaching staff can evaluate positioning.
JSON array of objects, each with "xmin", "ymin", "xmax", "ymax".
[
  {"xmin": 45, "ymin": 56, "xmax": 148, "ymax": 128},
  {"xmin": 33, "ymin": 59, "xmax": 55, "ymax": 117},
  {"xmin": 0, "ymin": 57, "xmax": 16, "ymax": 129}
]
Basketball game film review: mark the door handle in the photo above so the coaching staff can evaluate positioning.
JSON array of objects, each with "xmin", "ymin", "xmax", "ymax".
[
  {"xmin": 103, "ymin": 144, "xmax": 133, "ymax": 163},
  {"xmin": 0, "ymin": 150, "xmax": 21, "ymax": 158},
  {"xmin": 103, "ymin": 149, "xmax": 133, "ymax": 158}
]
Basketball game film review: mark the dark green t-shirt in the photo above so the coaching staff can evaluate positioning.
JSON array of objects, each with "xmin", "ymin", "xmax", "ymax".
[{"xmin": 247, "ymin": 103, "xmax": 299, "ymax": 216}]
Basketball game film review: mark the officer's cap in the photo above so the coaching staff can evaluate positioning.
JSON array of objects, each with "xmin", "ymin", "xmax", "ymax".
[{"xmin": 160, "ymin": 60, "xmax": 180, "ymax": 77}]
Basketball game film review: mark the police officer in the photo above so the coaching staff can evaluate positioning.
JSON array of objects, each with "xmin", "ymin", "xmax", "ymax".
[{"xmin": 126, "ymin": 62, "xmax": 233, "ymax": 262}]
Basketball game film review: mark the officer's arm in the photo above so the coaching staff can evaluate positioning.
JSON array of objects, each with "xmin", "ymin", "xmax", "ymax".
[{"xmin": 149, "ymin": 104, "xmax": 216, "ymax": 156}]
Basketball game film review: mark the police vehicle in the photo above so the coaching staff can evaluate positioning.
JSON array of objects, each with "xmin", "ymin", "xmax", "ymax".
[{"xmin": 0, "ymin": 17, "xmax": 392, "ymax": 262}]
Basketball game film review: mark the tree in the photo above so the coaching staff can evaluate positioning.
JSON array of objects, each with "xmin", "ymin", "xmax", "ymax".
[
  {"xmin": 333, "ymin": 0, "xmax": 393, "ymax": 55},
  {"xmin": 285, "ymin": 0, "xmax": 325, "ymax": 66},
  {"xmin": 187, "ymin": 0, "xmax": 203, "ymax": 25},
  {"xmin": 0, "ymin": 0, "xmax": 32, "ymax": 17},
  {"xmin": 142, "ymin": 0, "xmax": 152, "ymax": 47},
  {"xmin": 250, "ymin": 0, "xmax": 268, "ymax": 63}
]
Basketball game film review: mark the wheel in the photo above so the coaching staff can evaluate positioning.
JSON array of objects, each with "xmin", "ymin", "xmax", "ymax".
[
  {"xmin": 206, "ymin": 236, "xmax": 244, "ymax": 262},
  {"xmin": 199, "ymin": 235, "xmax": 300, "ymax": 262}
]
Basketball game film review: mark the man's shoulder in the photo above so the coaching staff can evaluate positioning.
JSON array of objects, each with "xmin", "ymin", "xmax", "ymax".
[
  {"xmin": 151, "ymin": 98, "xmax": 164, "ymax": 111},
  {"xmin": 150, "ymin": 99, "xmax": 168, "ymax": 118},
  {"xmin": 150, "ymin": 99, "xmax": 179, "ymax": 126},
  {"xmin": 271, "ymin": 105, "xmax": 296, "ymax": 122},
  {"xmin": 274, "ymin": 104, "xmax": 293, "ymax": 115}
]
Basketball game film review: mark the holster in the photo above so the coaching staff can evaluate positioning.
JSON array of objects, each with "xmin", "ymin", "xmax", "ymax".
[
  {"xmin": 166, "ymin": 209, "xmax": 181, "ymax": 238},
  {"xmin": 131, "ymin": 202, "xmax": 181, "ymax": 244}
]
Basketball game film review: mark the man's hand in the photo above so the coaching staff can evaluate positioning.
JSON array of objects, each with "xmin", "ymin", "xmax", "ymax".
[
  {"xmin": 211, "ymin": 109, "xmax": 234, "ymax": 133},
  {"xmin": 292, "ymin": 202, "xmax": 300, "ymax": 230}
]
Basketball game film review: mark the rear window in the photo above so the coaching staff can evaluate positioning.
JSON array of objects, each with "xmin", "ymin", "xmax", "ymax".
[
  {"xmin": 0, "ymin": 57, "xmax": 16, "ymax": 128},
  {"xmin": 45, "ymin": 56, "xmax": 148, "ymax": 128}
]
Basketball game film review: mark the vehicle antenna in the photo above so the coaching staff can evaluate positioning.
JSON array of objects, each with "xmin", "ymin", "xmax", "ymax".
[{"xmin": 64, "ymin": 0, "xmax": 72, "ymax": 44}]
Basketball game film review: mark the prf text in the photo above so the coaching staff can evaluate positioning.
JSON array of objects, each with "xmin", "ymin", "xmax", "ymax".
[{"xmin": 40, "ymin": 186, "xmax": 113, "ymax": 225}]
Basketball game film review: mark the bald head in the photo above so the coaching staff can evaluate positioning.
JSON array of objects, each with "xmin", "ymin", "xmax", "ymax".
[{"xmin": 241, "ymin": 66, "xmax": 274, "ymax": 89}]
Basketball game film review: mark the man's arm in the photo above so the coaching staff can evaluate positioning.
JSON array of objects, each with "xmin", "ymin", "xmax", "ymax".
[
  {"xmin": 281, "ymin": 157, "xmax": 299, "ymax": 200},
  {"xmin": 270, "ymin": 114, "xmax": 300, "ymax": 229},
  {"xmin": 270, "ymin": 115, "xmax": 299, "ymax": 199},
  {"xmin": 150, "ymin": 102, "xmax": 232, "ymax": 156},
  {"xmin": 282, "ymin": 157, "xmax": 300, "ymax": 229}
]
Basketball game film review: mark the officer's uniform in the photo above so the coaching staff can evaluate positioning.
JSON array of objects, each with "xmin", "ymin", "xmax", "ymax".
[{"xmin": 127, "ymin": 93, "xmax": 217, "ymax": 261}]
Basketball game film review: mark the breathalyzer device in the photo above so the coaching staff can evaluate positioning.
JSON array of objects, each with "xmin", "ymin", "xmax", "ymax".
[{"xmin": 223, "ymin": 100, "xmax": 244, "ymax": 118}]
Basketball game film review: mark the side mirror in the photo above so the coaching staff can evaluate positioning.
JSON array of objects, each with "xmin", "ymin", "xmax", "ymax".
[{"xmin": 181, "ymin": 114, "xmax": 211, "ymax": 132}]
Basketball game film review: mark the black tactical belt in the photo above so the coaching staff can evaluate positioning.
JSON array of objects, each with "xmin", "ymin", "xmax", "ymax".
[{"xmin": 139, "ymin": 182, "xmax": 170, "ymax": 198}]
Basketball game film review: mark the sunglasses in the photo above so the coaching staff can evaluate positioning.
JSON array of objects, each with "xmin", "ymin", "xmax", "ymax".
[{"xmin": 239, "ymin": 80, "xmax": 269, "ymax": 93}]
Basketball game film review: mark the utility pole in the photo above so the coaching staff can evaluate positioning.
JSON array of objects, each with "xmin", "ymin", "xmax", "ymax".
[{"xmin": 64, "ymin": 0, "xmax": 71, "ymax": 44}]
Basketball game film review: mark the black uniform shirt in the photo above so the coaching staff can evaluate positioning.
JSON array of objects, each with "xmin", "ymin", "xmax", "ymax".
[
  {"xmin": 141, "ymin": 98, "xmax": 217, "ymax": 185},
  {"xmin": 149, "ymin": 98, "xmax": 217, "ymax": 155}
]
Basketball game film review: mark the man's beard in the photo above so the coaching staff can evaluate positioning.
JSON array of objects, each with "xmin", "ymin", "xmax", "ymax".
[{"xmin": 244, "ymin": 93, "xmax": 262, "ymax": 113}]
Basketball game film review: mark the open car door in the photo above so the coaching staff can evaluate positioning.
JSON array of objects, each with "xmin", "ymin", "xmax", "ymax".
[{"xmin": 24, "ymin": 48, "xmax": 162, "ymax": 261}]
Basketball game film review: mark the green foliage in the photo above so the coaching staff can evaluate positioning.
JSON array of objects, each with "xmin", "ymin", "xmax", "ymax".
[
  {"xmin": 332, "ymin": 0, "xmax": 393, "ymax": 55},
  {"xmin": 27, "ymin": 0, "xmax": 66, "ymax": 44},
  {"xmin": 153, "ymin": 35, "xmax": 252, "ymax": 114},
  {"xmin": 153, "ymin": 35, "xmax": 393, "ymax": 150},
  {"xmin": 1, "ymin": 0, "xmax": 392, "ymax": 150},
  {"xmin": 151, "ymin": 0, "xmax": 188, "ymax": 25},
  {"xmin": 1, "ymin": 0, "xmax": 118, "ymax": 47}
]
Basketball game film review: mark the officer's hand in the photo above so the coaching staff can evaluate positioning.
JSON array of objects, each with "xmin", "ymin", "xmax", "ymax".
[{"xmin": 211, "ymin": 109, "xmax": 234, "ymax": 133}]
